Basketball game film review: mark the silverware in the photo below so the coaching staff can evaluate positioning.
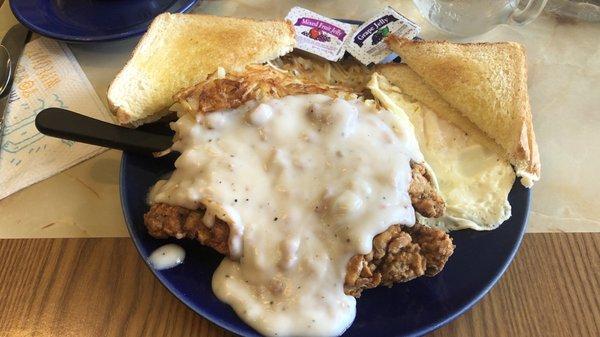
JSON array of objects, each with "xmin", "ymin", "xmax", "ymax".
[
  {"xmin": 35, "ymin": 108, "xmax": 173, "ymax": 155},
  {"xmin": 0, "ymin": 24, "xmax": 31, "ymax": 154}
]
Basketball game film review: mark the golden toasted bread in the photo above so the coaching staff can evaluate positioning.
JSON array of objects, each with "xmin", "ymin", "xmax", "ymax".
[
  {"xmin": 108, "ymin": 13, "xmax": 296, "ymax": 126},
  {"xmin": 375, "ymin": 63, "xmax": 504, "ymax": 157},
  {"xmin": 386, "ymin": 36, "xmax": 540, "ymax": 186}
]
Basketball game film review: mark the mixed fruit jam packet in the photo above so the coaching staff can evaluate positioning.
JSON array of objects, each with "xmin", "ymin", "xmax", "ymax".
[
  {"xmin": 345, "ymin": 7, "xmax": 420, "ymax": 65},
  {"xmin": 286, "ymin": 7, "xmax": 354, "ymax": 62}
]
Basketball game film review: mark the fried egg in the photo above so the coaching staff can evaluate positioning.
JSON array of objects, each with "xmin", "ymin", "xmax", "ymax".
[{"xmin": 369, "ymin": 73, "xmax": 515, "ymax": 231}]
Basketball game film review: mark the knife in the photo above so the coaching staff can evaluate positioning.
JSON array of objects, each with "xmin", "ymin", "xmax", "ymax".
[{"xmin": 0, "ymin": 24, "xmax": 31, "ymax": 152}]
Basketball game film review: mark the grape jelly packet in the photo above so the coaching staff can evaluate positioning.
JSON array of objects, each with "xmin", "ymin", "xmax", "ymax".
[
  {"xmin": 345, "ymin": 7, "xmax": 420, "ymax": 65},
  {"xmin": 285, "ymin": 7, "xmax": 354, "ymax": 62}
]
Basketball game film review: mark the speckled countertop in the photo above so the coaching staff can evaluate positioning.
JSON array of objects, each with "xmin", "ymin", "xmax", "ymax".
[{"xmin": 0, "ymin": 0, "xmax": 598, "ymax": 237}]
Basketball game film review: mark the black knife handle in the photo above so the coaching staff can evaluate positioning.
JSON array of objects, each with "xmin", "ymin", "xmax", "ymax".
[{"xmin": 35, "ymin": 108, "xmax": 173, "ymax": 155}]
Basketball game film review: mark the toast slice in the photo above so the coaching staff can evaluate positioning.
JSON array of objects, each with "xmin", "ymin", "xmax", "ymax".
[
  {"xmin": 386, "ymin": 36, "xmax": 540, "ymax": 187},
  {"xmin": 108, "ymin": 13, "xmax": 296, "ymax": 126},
  {"xmin": 375, "ymin": 63, "xmax": 504, "ymax": 157}
]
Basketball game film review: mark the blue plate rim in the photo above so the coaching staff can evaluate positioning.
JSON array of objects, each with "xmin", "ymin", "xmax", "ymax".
[
  {"xmin": 9, "ymin": 0, "xmax": 200, "ymax": 43},
  {"xmin": 413, "ymin": 193, "xmax": 529, "ymax": 335},
  {"xmin": 119, "ymin": 152, "xmax": 530, "ymax": 336}
]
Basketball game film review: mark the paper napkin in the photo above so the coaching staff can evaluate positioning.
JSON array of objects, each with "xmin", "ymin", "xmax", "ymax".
[{"xmin": 0, "ymin": 38, "xmax": 113, "ymax": 200}]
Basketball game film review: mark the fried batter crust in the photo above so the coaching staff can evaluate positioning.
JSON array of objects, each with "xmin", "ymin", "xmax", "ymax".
[
  {"xmin": 144, "ymin": 203, "xmax": 230, "ymax": 255},
  {"xmin": 409, "ymin": 162, "xmax": 445, "ymax": 218},
  {"xmin": 344, "ymin": 223, "xmax": 454, "ymax": 297},
  {"xmin": 143, "ymin": 204, "xmax": 453, "ymax": 298}
]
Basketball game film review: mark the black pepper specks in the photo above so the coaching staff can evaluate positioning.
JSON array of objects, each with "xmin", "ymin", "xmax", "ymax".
[{"xmin": 273, "ymin": 217, "xmax": 278, "ymax": 221}]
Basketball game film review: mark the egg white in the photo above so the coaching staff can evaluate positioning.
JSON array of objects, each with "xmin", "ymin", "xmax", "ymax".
[{"xmin": 368, "ymin": 74, "xmax": 515, "ymax": 231}]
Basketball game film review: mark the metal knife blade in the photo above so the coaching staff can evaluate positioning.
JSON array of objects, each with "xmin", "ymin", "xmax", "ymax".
[{"xmin": 0, "ymin": 24, "xmax": 31, "ymax": 151}]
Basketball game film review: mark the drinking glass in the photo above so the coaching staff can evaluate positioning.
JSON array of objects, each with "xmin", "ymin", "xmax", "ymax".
[{"xmin": 412, "ymin": 0, "xmax": 548, "ymax": 36}]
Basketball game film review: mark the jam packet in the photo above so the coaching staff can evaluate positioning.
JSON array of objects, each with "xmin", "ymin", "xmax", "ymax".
[
  {"xmin": 285, "ymin": 7, "xmax": 354, "ymax": 62},
  {"xmin": 345, "ymin": 7, "xmax": 420, "ymax": 65}
]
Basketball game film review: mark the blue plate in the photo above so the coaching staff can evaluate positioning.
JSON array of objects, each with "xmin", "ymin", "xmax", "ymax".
[
  {"xmin": 10, "ymin": 0, "xmax": 199, "ymax": 42},
  {"xmin": 120, "ymin": 152, "xmax": 529, "ymax": 337}
]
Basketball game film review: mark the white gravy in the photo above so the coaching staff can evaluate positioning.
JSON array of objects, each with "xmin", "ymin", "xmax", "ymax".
[
  {"xmin": 148, "ymin": 244, "xmax": 186, "ymax": 270},
  {"xmin": 149, "ymin": 94, "xmax": 421, "ymax": 336}
]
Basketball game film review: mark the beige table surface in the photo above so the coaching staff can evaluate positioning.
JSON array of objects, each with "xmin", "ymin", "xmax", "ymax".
[{"xmin": 0, "ymin": 0, "xmax": 599, "ymax": 238}]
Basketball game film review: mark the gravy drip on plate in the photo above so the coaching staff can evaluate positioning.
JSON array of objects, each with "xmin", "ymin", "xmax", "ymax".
[
  {"xmin": 148, "ymin": 244, "xmax": 185, "ymax": 270},
  {"xmin": 149, "ymin": 94, "xmax": 421, "ymax": 336}
]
